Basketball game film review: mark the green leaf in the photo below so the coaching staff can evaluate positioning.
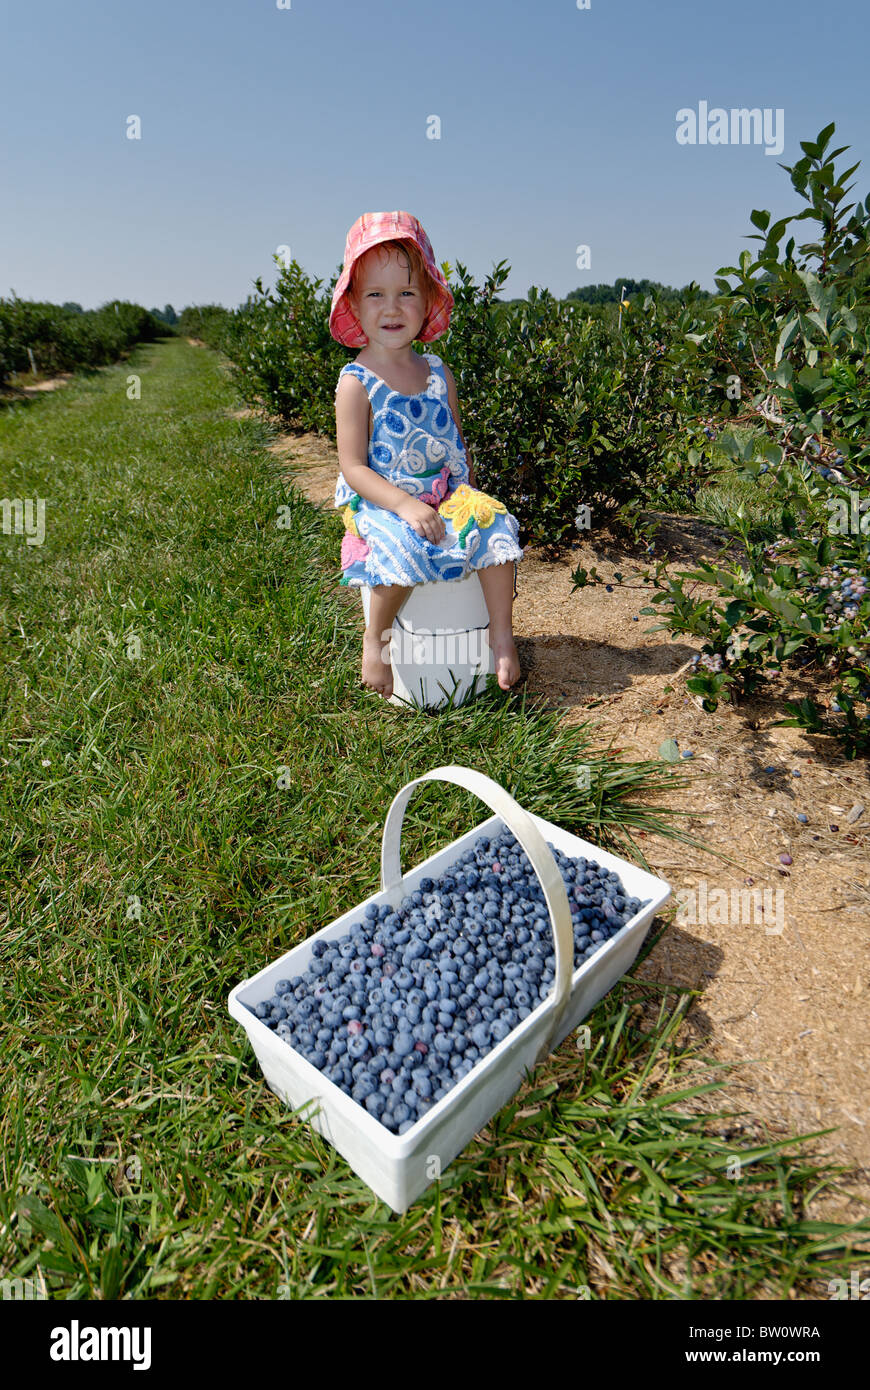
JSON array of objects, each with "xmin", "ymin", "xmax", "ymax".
[
  {"xmin": 774, "ymin": 361, "xmax": 794, "ymax": 387},
  {"xmin": 804, "ymin": 311, "xmax": 830, "ymax": 335},
  {"xmin": 739, "ymin": 435, "xmax": 757, "ymax": 461},
  {"xmin": 538, "ymin": 1217, "xmax": 576, "ymax": 1235},
  {"xmin": 760, "ymin": 441, "xmax": 784, "ymax": 466},
  {"xmin": 724, "ymin": 601, "xmax": 748, "ymax": 626},
  {"xmin": 685, "ymin": 678, "xmax": 720, "ymax": 708},
  {"xmin": 101, "ymin": 1244, "xmax": 125, "ymax": 1301},
  {"xmin": 764, "ymin": 591, "xmax": 802, "ymax": 623},
  {"xmin": 17, "ymin": 1196, "xmax": 65, "ymax": 1243},
  {"xmin": 750, "ymin": 209, "xmax": 771, "ymax": 231},
  {"xmin": 777, "ymin": 317, "xmax": 800, "ymax": 354},
  {"xmin": 797, "ymin": 270, "xmax": 823, "ymax": 311},
  {"xmin": 796, "ymin": 367, "xmax": 832, "ymax": 396},
  {"xmin": 815, "ymin": 121, "xmax": 836, "ymax": 152}
]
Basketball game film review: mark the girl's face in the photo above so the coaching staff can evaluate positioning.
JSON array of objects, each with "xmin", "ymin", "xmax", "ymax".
[{"xmin": 350, "ymin": 248, "xmax": 429, "ymax": 348}]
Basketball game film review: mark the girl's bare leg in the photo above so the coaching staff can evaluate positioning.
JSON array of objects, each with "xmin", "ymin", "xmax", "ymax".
[
  {"xmin": 477, "ymin": 563, "xmax": 521, "ymax": 690},
  {"xmin": 363, "ymin": 584, "xmax": 412, "ymax": 698}
]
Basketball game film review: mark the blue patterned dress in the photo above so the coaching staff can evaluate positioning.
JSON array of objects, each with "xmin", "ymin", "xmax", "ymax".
[{"xmin": 334, "ymin": 351, "xmax": 523, "ymax": 587}]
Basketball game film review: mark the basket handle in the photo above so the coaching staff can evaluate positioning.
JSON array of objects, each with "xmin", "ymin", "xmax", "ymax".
[{"xmin": 380, "ymin": 765, "xmax": 575, "ymax": 1060}]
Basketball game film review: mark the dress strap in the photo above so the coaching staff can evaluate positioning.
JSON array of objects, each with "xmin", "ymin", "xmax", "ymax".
[
  {"xmin": 423, "ymin": 351, "xmax": 445, "ymax": 391},
  {"xmin": 335, "ymin": 361, "xmax": 390, "ymax": 406}
]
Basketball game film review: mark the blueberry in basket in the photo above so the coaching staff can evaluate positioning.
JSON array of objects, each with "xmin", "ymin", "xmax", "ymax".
[{"xmin": 248, "ymin": 827, "xmax": 650, "ymax": 1135}]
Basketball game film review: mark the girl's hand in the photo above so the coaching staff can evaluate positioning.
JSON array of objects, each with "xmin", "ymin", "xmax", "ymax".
[{"xmin": 396, "ymin": 495, "xmax": 446, "ymax": 543}]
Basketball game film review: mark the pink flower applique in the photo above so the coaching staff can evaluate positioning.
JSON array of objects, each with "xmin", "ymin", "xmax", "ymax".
[
  {"xmin": 419, "ymin": 464, "xmax": 451, "ymax": 508},
  {"xmin": 341, "ymin": 531, "xmax": 371, "ymax": 569}
]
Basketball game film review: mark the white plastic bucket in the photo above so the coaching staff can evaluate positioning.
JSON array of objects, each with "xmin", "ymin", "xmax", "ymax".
[
  {"xmin": 360, "ymin": 572, "xmax": 495, "ymax": 709},
  {"xmin": 228, "ymin": 765, "xmax": 672, "ymax": 1212}
]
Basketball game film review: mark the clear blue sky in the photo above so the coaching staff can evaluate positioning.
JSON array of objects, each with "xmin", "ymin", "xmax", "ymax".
[{"xmin": 3, "ymin": 0, "xmax": 868, "ymax": 312}]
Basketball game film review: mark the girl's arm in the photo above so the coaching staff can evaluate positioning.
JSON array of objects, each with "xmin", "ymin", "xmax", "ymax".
[{"xmin": 443, "ymin": 364, "xmax": 476, "ymax": 488}]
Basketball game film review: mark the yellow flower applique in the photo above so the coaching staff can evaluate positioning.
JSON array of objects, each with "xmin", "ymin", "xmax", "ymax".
[
  {"xmin": 440, "ymin": 483, "xmax": 507, "ymax": 549},
  {"xmin": 341, "ymin": 494, "xmax": 362, "ymax": 537}
]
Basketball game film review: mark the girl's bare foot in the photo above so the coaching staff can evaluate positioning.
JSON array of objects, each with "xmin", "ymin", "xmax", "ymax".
[
  {"xmin": 362, "ymin": 627, "xmax": 393, "ymax": 698},
  {"xmin": 488, "ymin": 627, "xmax": 521, "ymax": 690}
]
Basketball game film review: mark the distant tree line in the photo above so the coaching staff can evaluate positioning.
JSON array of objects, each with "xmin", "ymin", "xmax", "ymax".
[
  {"xmin": 58, "ymin": 302, "xmax": 179, "ymax": 324},
  {"xmin": 563, "ymin": 278, "xmax": 715, "ymax": 306}
]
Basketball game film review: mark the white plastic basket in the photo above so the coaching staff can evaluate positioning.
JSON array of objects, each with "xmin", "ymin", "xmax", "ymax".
[
  {"xmin": 228, "ymin": 766, "xmax": 671, "ymax": 1212},
  {"xmin": 360, "ymin": 574, "xmax": 495, "ymax": 710}
]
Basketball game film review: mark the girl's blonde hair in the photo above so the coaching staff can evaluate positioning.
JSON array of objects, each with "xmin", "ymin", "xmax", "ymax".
[{"xmin": 347, "ymin": 240, "xmax": 435, "ymax": 323}]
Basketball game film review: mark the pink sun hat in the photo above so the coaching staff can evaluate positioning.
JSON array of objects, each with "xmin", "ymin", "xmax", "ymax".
[{"xmin": 329, "ymin": 211, "xmax": 454, "ymax": 348}]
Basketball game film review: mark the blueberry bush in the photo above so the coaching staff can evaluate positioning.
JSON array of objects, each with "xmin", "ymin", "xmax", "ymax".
[
  {"xmin": 216, "ymin": 259, "xmax": 348, "ymax": 433},
  {"xmin": 219, "ymin": 253, "xmax": 702, "ymax": 553},
  {"xmin": 0, "ymin": 297, "xmax": 164, "ymax": 389},
  {"xmin": 176, "ymin": 303, "xmax": 233, "ymax": 346},
  {"xmin": 438, "ymin": 268, "xmax": 703, "ymax": 552},
  {"xmin": 639, "ymin": 124, "xmax": 870, "ymax": 756}
]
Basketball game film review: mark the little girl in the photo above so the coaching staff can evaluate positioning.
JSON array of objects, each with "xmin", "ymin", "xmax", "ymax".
[{"xmin": 330, "ymin": 210, "xmax": 524, "ymax": 700}]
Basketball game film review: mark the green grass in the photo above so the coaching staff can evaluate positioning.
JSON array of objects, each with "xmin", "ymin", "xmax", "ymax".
[{"xmin": 1, "ymin": 339, "xmax": 867, "ymax": 1300}]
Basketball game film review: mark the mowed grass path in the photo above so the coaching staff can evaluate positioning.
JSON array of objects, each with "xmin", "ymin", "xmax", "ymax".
[{"xmin": 1, "ymin": 337, "xmax": 866, "ymax": 1300}]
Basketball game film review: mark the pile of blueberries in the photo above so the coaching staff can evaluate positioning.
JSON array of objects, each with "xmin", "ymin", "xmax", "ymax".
[{"xmin": 248, "ymin": 826, "xmax": 650, "ymax": 1135}]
